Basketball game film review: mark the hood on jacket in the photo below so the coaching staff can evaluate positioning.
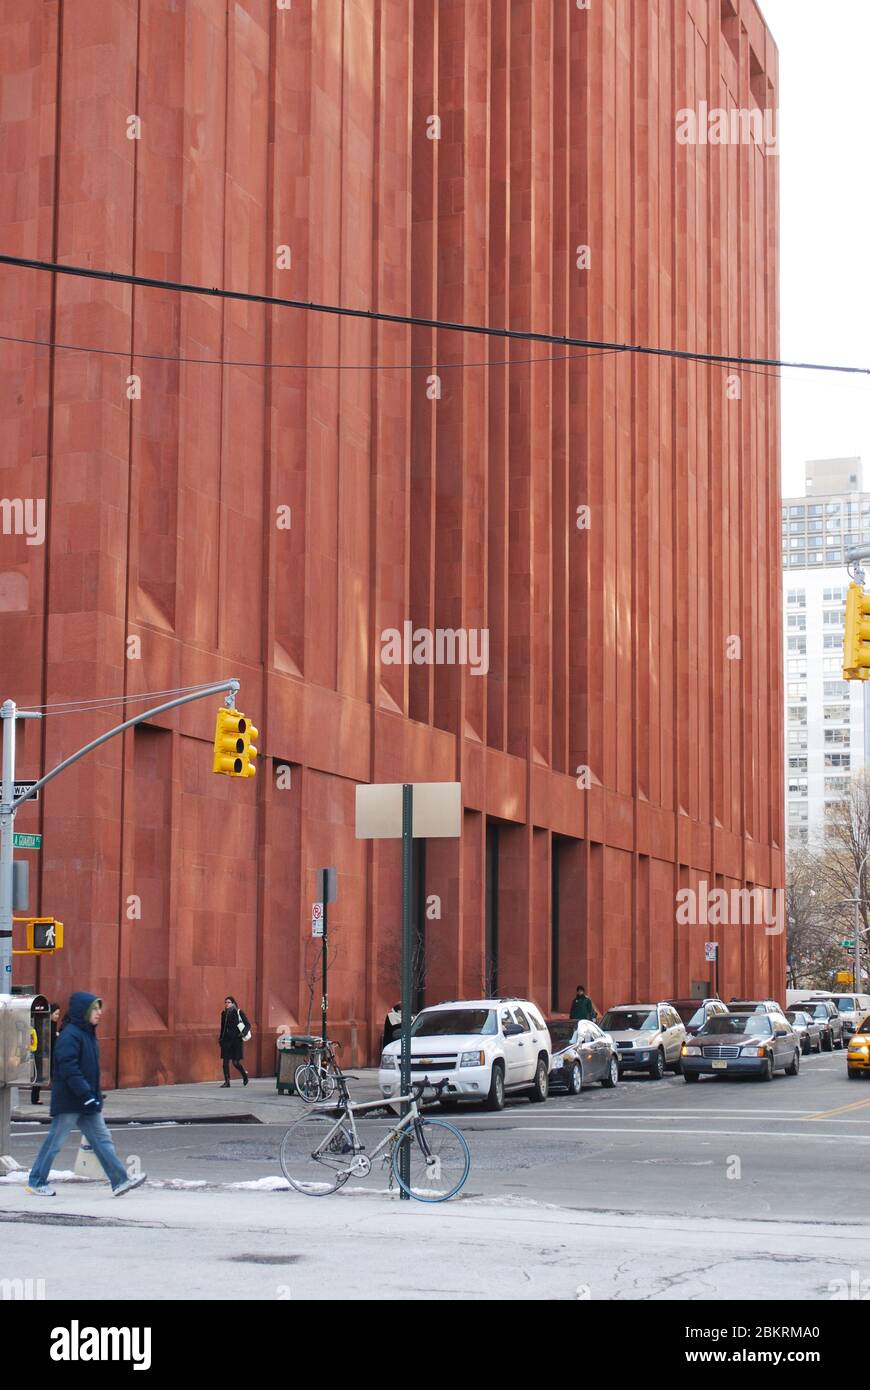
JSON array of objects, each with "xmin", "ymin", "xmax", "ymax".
[{"xmin": 66, "ymin": 991, "xmax": 101, "ymax": 1027}]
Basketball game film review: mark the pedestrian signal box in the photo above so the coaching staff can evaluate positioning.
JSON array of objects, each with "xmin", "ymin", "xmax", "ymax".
[{"xmin": 26, "ymin": 918, "xmax": 63, "ymax": 953}]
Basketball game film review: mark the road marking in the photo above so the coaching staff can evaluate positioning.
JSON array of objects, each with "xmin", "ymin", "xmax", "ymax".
[
  {"xmin": 802, "ymin": 1097, "xmax": 870, "ymax": 1121},
  {"xmin": 522, "ymin": 1125, "xmax": 870, "ymax": 1140}
]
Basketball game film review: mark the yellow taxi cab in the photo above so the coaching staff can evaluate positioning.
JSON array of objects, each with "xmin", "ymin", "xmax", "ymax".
[{"xmin": 846, "ymin": 1014, "xmax": 870, "ymax": 1078}]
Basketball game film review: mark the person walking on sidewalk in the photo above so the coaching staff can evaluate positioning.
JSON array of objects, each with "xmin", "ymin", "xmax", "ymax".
[
  {"xmin": 569, "ymin": 985, "xmax": 597, "ymax": 1022},
  {"xmin": 218, "ymin": 996, "xmax": 251, "ymax": 1087},
  {"xmin": 30, "ymin": 1001, "xmax": 61, "ymax": 1106},
  {"xmin": 26, "ymin": 992, "xmax": 147, "ymax": 1198}
]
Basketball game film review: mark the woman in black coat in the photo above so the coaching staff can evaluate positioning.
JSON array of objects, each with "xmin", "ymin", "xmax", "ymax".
[{"xmin": 218, "ymin": 996, "xmax": 251, "ymax": 1087}]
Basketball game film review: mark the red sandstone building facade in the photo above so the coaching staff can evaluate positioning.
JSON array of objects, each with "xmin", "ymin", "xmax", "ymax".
[{"xmin": 0, "ymin": 0, "xmax": 783, "ymax": 1084}]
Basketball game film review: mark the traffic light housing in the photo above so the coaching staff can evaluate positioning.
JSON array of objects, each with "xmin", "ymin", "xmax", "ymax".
[
  {"xmin": 212, "ymin": 707, "xmax": 258, "ymax": 777},
  {"xmin": 843, "ymin": 582, "xmax": 870, "ymax": 680},
  {"xmin": 26, "ymin": 917, "xmax": 63, "ymax": 952}
]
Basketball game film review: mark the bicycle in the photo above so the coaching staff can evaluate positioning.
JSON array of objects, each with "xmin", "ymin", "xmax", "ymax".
[
  {"xmin": 294, "ymin": 1038, "xmax": 344, "ymax": 1103},
  {"xmin": 279, "ymin": 1076, "xmax": 471, "ymax": 1203}
]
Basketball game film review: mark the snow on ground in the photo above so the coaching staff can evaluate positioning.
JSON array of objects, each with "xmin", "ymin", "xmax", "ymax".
[{"xmin": 1, "ymin": 1173, "xmax": 868, "ymax": 1301}]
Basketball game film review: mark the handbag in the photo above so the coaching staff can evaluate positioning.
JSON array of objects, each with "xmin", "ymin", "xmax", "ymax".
[{"xmin": 236, "ymin": 1009, "xmax": 252, "ymax": 1043}]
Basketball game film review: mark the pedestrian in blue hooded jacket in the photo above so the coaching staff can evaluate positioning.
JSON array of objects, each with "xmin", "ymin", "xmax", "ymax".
[{"xmin": 27, "ymin": 992, "xmax": 147, "ymax": 1198}]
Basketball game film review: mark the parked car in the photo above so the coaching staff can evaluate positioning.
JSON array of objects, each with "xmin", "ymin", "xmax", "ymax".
[
  {"xmin": 847, "ymin": 1015, "xmax": 870, "ymax": 1079},
  {"xmin": 784, "ymin": 1009, "xmax": 823, "ymax": 1055},
  {"xmin": 681, "ymin": 1012, "xmax": 801, "ymax": 1082},
  {"xmin": 599, "ymin": 1003, "xmax": 686, "ymax": 1079},
  {"xmin": 728, "ymin": 999, "xmax": 784, "ymax": 1015},
  {"xmin": 828, "ymin": 993, "xmax": 870, "ymax": 1037},
  {"xmin": 795, "ymin": 998, "xmax": 845, "ymax": 1051},
  {"xmin": 546, "ymin": 1019, "xmax": 619, "ymax": 1093},
  {"xmin": 668, "ymin": 998, "xmax": 730, "ymax": 1035},
  {"xmin": 378, "ymin": 998, "xmax": 551, "ymax": 1111}
]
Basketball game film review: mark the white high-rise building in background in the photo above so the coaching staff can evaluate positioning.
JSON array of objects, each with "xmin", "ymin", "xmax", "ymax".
[{"xmin": 782, "ymin": 460, "xmax": 867, "ymax": 848}]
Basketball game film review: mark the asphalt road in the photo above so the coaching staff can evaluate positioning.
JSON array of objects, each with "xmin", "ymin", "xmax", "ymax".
[{"xmin": 7, "ymin": 1047, "xmax": 869, "ymax": 1218}]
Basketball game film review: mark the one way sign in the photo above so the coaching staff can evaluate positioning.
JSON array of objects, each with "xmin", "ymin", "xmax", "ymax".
[{"xmin": 13, "ymin": 780, "xmax": 39, "ymax": 803}]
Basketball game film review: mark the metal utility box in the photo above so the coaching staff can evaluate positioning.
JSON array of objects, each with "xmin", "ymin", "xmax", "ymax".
[
  {"xmin": 276, "ymin": 1034, "xmax": 321, "ymax": 1095},
  {"xmin": 0, "ymin": 993, "xmax": 50, "ymax": 1086}
]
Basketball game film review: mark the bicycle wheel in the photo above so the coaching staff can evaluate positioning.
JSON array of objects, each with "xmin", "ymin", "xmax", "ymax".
[
  {"xmin": 280, "ymin": 1111, "xmax": 354, "ymax": 1195},
  {"xmin": 318, "ymin": 1070, "xmax": 337, "ymax": 1101},
  {"xmin": 294, "ymin": 1062, "xmax": 324, "ymax": 1102},
  {"xmin": 391, "ymin": 1117, "xmax": 470, "ymax": 1203}
]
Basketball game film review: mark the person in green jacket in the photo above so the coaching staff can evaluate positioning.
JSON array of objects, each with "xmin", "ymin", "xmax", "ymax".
[{"xmin": 569, "ymin": 985, "xmax": 597, "ymax": 1022}]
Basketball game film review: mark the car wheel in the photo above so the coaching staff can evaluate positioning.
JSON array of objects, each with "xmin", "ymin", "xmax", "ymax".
[
  {"xmin": 484, "ymin": 1062, "xmax": 505, "ymax": 1111},
  {"xmin": 801, "ymin": 1037, "xmax": 810, "ymax": 1055},
  {"xmin": 759, "ymin": 1055, "xmax": 774, "ymax": 1082},
  {"xmin": 683, "ymin": 1070, "xmax": 700, "ymax": 1084},
  {"xmin": 528, "ymin": 1055, "xmax": 549, "ymax": 1103},
  {"xmin": 814, "ymin": 1035, "xmax": 822, "ymax": 1054},
  {"xmin": 566, "ymin": 1061, "xmax": 583, "ymax": 1096},
  {"xmin": 601, "ymin": 1056, "xmax": 619, "ymax": 1089},
  {"xmin": 848, "ymin": 1068, "xmax": 863, "ymax": 1080},
  {"xmin": 785, "ymin": 1047, "xmax": 800, "ymax": 1077},
  {"xmin": 836, "ymin": 1033, "xmax": 845, "ymax": 1050},
  {"xmin": 823, "ymin": 1030, "xmax": 833, "ymax": 1052},
  {"xmin": 648, "ymin": 1049, "xmax": 665, "ymax": 1080}
]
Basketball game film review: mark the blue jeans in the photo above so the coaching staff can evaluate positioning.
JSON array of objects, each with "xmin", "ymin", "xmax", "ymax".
[{"xmin": 28, "ymin": 1110, "xmax": 129, "ymax": 1190}]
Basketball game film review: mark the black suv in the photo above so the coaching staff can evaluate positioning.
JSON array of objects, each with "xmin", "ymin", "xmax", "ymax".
[{"xmin": 797, "ymin": 998, "xmax": 845, "ymax": 1052}]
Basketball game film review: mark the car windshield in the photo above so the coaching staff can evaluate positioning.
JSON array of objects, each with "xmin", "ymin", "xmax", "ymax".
[
  {"xmin": 672, "ymin": 1003, "xmax": 704, "ymax": 1026},
  {"xmin": 547, "ymin": 1021, "xmax": 577, "ymax": 1049},
  {"xmin": 856, "ymin": 1015, "xmax": 870, "ymax": 1035},
  {"xmin": 832, "ymin": 997, "xmax": 857, "ymax": 1011},
  {"xmin": 785, "ymin": 1012, "xmax": 807, "ymax": 1025},
  {"xmin": 698, "ymin": 1015, "xmax": 772, "ymax": 1037},
  {"xmin": 411, "ymin": 1009, "xmax": 496, "ymax": 1037},
  {"xmin": 601, "ymin": 1009, "xmax": 658, "ymax": 1032},
  {"xmin": 802, "ymin": 1004, "xmax": 829, "ymax": 1019}
]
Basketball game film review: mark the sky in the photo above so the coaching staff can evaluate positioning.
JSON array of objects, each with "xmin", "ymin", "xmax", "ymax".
[{"xmin": 757, "ymin": 0, "xmax": 870, "ymax": 498}]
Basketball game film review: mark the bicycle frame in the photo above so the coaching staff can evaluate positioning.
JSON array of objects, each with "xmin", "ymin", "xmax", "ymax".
[{"xmin": 311, "ymin": 1092, "xmax": 423, "ymax": 1173}]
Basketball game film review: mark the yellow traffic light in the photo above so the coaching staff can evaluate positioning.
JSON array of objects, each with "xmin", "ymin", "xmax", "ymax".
[
  {"xmin": 843, "ymin": 582, "xmax": 870, "ymax": 680},
  {"xmin": 212, "ymin": 707, "xmax": 259, "ymax": 777},
  {"xmin": 239, "ymin": 718, "xmax": 258, "ymax": 778}
]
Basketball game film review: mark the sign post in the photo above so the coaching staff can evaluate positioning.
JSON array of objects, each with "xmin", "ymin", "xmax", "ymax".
[
  {"xmin": 705, "ymin": 941, "xmax": 719, "ymax": 998},
  {"xmin": 356, "ymin": 782, "xmax": 461, "ymax": 1199},
  {"xmin": 316, "ymin": 869, "xmax": 337, "ymax": 1049}
]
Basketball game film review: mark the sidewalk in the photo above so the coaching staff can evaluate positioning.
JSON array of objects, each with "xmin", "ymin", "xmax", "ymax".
[{"xmin": 13, "ymin": 1071, "xmax": 384, "ymax": 1126}]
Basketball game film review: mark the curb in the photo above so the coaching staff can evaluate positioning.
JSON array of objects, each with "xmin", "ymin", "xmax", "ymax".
[{"xmin": 12, "ymin": 1113, "xmax": 262, "ymax": 1127}]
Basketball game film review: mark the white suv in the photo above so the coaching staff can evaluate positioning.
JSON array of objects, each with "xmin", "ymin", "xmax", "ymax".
[{"xmin": 378, "ymin": 998, "xmax": 552, "ymax": 1111}]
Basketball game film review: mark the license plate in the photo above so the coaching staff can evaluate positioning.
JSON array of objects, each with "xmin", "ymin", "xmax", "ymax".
[{"xmin": 711, "ymin": 1059, "xmax": 728, "ymax": 1070}]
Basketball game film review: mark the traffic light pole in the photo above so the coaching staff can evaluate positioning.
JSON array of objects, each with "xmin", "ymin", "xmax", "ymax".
[{"xmin": 0, "ymin": 678, "xmax": 240, "ymax": 1164}]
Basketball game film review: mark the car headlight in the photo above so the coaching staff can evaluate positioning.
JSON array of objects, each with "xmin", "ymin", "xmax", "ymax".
[
  {"xmin": 741, "ymin": 1043, "xmax": 768, "ymax": 1056},
  {"xmin": 682, "ymin": 1045, "xmax": 701, "ymax": 1056},
  {"xmin": 849, "ymin": 1044, "xmax": 869, "ymax": 1054},
  {"xmin": 380, "ymin": 1053, "xmax": 397, "ymax": 1069},
  {"xmin": 458, "ymin": 1049, "xmax": 485, "ymax": 1068}
]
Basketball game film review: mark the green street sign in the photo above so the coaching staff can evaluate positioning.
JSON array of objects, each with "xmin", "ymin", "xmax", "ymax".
[
  {"xmin": 12, "ymin": 833, "xmax": 42, "ymax": 850},
  {"xmin": 841, "ymin": 939, "xmax": 855, "ymax": 950}
]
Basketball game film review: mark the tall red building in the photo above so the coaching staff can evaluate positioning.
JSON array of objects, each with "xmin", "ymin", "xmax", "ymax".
[{"xmin": 0, "ymin": 0, "xmax": 783, "ymax": 1084}]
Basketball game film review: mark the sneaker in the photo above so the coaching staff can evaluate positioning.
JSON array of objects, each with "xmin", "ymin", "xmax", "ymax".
[
  {"xmin": 112, "ymin": 1173, "xmax": 147, "ymax": 1198},
  {"xmin": 25, "ymin": 1184, "xmax": 56, "ymax": 1197}
]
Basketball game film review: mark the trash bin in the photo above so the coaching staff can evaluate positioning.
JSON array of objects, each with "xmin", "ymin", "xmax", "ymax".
[{"xmin": 276, "ymin": 1034, "xmax": 322, "ymax": 1095}]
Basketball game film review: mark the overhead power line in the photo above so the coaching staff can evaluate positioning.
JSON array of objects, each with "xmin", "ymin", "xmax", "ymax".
[{"xmin": 2, "ymin": 252, "xmax": 868, "ymax": 379}]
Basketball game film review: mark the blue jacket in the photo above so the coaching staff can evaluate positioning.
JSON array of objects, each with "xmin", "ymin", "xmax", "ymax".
[{"xmin": 50, "ymin": 992, "xmax": 103, "ymax": 1116}]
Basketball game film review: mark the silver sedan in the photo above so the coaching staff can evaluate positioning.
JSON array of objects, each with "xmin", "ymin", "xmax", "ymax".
[{"xmin": 546, "ymin": 1019, "xmax": 619, "ymax": 1093}]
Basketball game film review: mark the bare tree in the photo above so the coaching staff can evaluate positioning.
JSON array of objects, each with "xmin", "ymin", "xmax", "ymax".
[
  {"xmin": 302, "ymin": 931, "xmax": 340, "ymax": 1035},
  {"xmin": 818, "ymin": 771, "xmax": 870, "ymax": 961},
  {"xmin": 786, "ymin": 847, "xmax": 849, "ymax": 989}
]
